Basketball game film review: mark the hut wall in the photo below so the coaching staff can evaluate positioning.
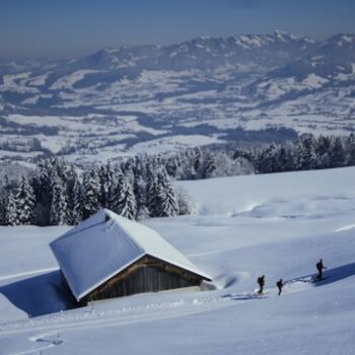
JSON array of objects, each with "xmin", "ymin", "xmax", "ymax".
[{"xmin": 81, "ymin": 255, "xmax": 202, "ymax": 304}]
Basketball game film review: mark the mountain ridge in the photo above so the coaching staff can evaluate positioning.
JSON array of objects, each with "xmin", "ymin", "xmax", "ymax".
[{"xmin": 0, "ymin": 31, "xmax": 354, "ymax": 164}]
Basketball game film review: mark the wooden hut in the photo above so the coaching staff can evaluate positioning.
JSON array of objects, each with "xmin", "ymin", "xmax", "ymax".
[{"xmin": 50, "ymin": 209, "xmax": 212, "ymax": 305}]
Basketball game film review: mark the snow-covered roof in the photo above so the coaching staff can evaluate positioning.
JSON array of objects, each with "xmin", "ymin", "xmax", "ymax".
[{"xmin": 50, "ymin": 209, "xmax": 212, "ymax": 301}]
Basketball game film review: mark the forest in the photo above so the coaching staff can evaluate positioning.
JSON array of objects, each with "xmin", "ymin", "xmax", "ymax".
[{"xmin": 0, "ymin": 133, "xmax": 354, "ymax": 226}]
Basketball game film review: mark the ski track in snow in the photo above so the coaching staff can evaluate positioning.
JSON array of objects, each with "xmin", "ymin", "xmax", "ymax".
[
  {"xmin": 0, "ymin": 294, "xmax": 235, "ymax": 336},
  {"xmin": 1, "ymin": 332, "xmax": 63, "ymax": 355},
  {"xmin": 0, "ymin": 277, "xmax": 315, "ymax": 339}
]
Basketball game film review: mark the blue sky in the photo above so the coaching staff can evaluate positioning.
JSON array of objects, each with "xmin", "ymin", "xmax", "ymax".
[{"xmin": 0, "ymin": 0, "xmax": 354, "ymax": 59}]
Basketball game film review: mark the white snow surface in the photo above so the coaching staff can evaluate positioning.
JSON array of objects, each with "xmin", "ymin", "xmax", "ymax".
[
  {"xmin": 50, "ymin": 209, "xmax": 211, "ymax": 301},
  {"xmin": 1, "ymin": 167, "xmax": 355, "ymax": 354}
]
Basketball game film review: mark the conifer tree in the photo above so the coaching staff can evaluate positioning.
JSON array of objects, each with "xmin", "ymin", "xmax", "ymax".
[
  {"xmin": 15, "ymin": 176, "xmax": 36, "ymax": 225},
  {"xmin": 157, "ymin": 169, "xmax": 178, "ymax": 217},
  {"xmin": 203, "ymin": 152, "xmax": 217, "ymax": 178},
  {"xmin": 50, "ymin": 177, "xmax": 70, "ymax": 225},
  {"xmin": 146, "ymin": 168, "xmax": 178, "ymax": 218},
  {"xmin": 0, "ymin": 194, "xmax": 5, "ymax": 225},
  {"xmin": 134, "ymin": 176, "xmax": 150, "ymax": 220},
  {"xmin": 146, "ymin": 169, "xmax": 161, "ymax": 218},
  {"xmin": 329, "ymin": 136, "xmax": 346, "ymax": 168},
  {"xmin": 111, "ymin": 176, "xmax": 137, "ymax": 220},
  {"xmin": 6, "ymin": 192, "xmax": 19, "ymax": 226},
  {"xmin": 346, "ymin": 133, "xmax": 355, "ymax": 166},
  {"xmin": 82, "ymin": 168, "xmax": 101, "ymax": 219},
  {"xmin": 98, "ymin": 163, "xmax": 116, "ymax": 208},
  {"xmin": 71, "ymin": 178, "xmax": 83, "ymax": 225}
]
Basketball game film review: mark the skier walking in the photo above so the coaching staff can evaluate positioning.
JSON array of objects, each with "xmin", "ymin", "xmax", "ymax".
[
  {"xmin": 257, "ymin": 275, "xmax": 265, "ymax": 294},
  {"xmin": 276, "ymin": 278, "xmax": 284, "ymax": 296},
  {"xmin": 316, "ymin": 259, "xmax": 327, "ymax": 280}
]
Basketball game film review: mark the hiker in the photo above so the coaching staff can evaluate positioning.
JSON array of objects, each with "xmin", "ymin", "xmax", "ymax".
[
  {"xmin": 257, "ymin": 275, "xmax": 265, "ymax": 294},
  {"xmin": 316, "ymin": 259, "xmax": 327, "ymax": 280},
  {"xmin": 276, "ymin": 278, "xmax": 284, "ymax": 296}
]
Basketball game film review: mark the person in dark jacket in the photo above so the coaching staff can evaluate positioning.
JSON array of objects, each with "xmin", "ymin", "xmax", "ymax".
[
  {"xmin": 257, "ymin": 275, "xmax": 265, "ymax": 294},
  {"xmin": 316, "ymin": 259, "xmax": 327, "ymax": 280},
  {"xmin": 276, "ymin": 278, "xmax": 284, "ymax": 295}
]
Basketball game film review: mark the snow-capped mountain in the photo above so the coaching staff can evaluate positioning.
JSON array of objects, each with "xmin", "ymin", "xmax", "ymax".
[
  {"xmin": 0, "ymin": 31, "xmax": 354, "ymax": 164},
  {"xmin": 76, "ymin": 30, "xmax": 315, "ymax": 72}
]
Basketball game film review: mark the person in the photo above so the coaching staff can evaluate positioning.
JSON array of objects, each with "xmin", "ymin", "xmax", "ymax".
[
  {"xmin": 257, "ymin": 275, "xmax": 265, "ymax": 294},
  {"xmin": 276, "ymin": 278, "xmax": 284, "ymax": 296},
  {"xmin": 316, "ymin": 259, "xmax": 327, "ymax": 280}
]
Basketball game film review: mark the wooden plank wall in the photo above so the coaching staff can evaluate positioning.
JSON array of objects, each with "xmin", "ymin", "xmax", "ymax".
[{"xmin": 80, "ymin": 255, "xmax": 202, "ymax": 304}]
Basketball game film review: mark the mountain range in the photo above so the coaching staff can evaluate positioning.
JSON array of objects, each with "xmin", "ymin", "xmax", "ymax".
[{"xmin": 0, "ymin": 31, "xmax": 354, "ymax": 164}]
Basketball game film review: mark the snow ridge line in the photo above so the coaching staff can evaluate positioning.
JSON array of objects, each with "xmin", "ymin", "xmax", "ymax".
[{"xmin": 0, "ymin": 267, "xmax": 59, "ymax": 282}]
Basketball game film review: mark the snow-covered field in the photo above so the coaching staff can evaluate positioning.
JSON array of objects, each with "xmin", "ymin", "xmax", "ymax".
[{"xmin": 1, "ymin": 167, "xmax": 355, "ymax": 354}]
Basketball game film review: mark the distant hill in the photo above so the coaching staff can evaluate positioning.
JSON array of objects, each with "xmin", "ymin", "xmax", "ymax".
[{"xmin": 0, "ymin": 31, "xmax": 354, "ymax": 164}]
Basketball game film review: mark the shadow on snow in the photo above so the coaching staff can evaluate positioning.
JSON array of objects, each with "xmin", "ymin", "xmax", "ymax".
[
  {"xmin": 285, "ymin": 262, "xmax": 355, "ymax": 287},
  {"xmin": 314, "ymin": 262, "xmax": 355, "ymax": 286},
  {"xmin": 0, "ymin": 271, "xmax": 72, "ymax": 318}
]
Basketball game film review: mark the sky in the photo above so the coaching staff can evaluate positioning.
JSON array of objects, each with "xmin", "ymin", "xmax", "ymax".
[{"xmin": 0, "ymin": 0, "xmax": 355, "ymax": 59}]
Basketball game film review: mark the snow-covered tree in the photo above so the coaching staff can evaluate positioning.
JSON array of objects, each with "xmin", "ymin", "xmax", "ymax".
[
  {"xmin": 0, "ymin": 193, "xmax": 5, "ymax": 225},
  {"xmin": 296, "ymin": 134, "xmax": 317, "ymax": 170},
  {"xmin": 146, "ymin": 170, "xmax": 161, "ymax": 218},
  {"xmin": 345, "ymin": 133, "xmax": 355, "ymax": 166},
  {"xmin": 157, "ymin": 170, "xmax": 178, "ymax": 217},
  {"xmin": 98, "ymin": 163, "xmax": 116, "ymax": 208},
  {"xmin": 111, "ymin": 176, "xmax": 137, "ymax": 220},
  {"xmin": 82, "ymin": 168, "xmax": 101, "ymax": 219},
  {"xmin": 203, "ymin": 152, "xmax": 216, "ymax": 179},
  {"xmin": 14, "ymin": 176, "xmax": 36, "ymax": 225},
  {"xmin": 5, "ymin": 192, "xmax": 19, "ymax": 226},
  {"xmin": 147, "ymin": 168, "xmax": 178, "ymax": 218},
  {"xmin": 328, "ymin": 136, "xmax": 346, "ymax": 168},
  {"xmin": 71, "ymin": 178, "xmax": 83, "ymax": 225},
  {"xmin": 50, "ymin": 177, "xmax": 70, "ymax": 225},
  {"xmin": 134, "ymin": 176, "xmax": 149, "ymax": 220}
]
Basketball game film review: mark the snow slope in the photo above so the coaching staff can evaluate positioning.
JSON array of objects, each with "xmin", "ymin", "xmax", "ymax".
[{"xmin": 0, "ymin": 167, "xmax": 355, "ymax": 354}]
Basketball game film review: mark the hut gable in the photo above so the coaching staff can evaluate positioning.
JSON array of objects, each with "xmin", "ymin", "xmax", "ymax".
[{"xmin": 50, "ymin": 209, "xmax": 211, "ymax": 303}]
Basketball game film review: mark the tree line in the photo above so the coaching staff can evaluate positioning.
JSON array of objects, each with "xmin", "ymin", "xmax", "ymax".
[
  {"xmin": 1, "ymin": 132, "xmax": 354, "ymax": 226},
  {"xmin": 0, "ymin": 157, "xmax": 189, "ymax": 226}
]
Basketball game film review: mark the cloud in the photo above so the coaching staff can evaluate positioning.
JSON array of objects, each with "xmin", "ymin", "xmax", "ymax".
[{"xmin": 226, "ymin": 0, "xmax": 260, "ymax": 9}]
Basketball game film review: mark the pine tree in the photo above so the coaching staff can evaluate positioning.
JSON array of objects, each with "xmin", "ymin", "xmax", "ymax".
[
  {"xmin": 329, "ymin": 136, "xmax": 346, "ymax": 168},
  {"xmin": 146, "ymin": 170, "xmax": 161, "ymax": 218},
  {"xmin": 71, "ymin": 178, "xmax": 83, "ymax": 225},
  {"xmin": 256, "ymin": 144, "xmax": 279, "ymax": 173},
  {"xmin": 111, "ymin": 176, "xmax": 137, "ymax": 220},
  {"xmin": 133, "ymin": 176, "xmax": 149, "ymax": 219},
  {"xmin": 50, "ymin": 177, "xmax": 70, "ymax": 225},
  {"xmin": 315, "ymin": 135, "xmax": 331, "ymax": 168},
  {"xmin": 63, "ymin": 162, "xmax": 81, "ymax": 225},
  {"xmin": 158, "ymin": 170, "xmax": 178, "ymax": 217},
  {"xmin": 82, "ymin": 168, "xmax": 101, "ymax": 219},
  {"xmin": 0, "ymin": 193, "xmax": 5, "ymax": 225},
  {"xmin": 5, "ymin": 192, "xmax": 19, "ymax": 226},
  {"xmin": 193, "ymin": 147, "xmax": 204, "ymax": 179},
  {"xmin": 345, "ymin": 133, "xmax": 355, "ymax": 166},
  {"xmin": 297, "ymin": 134, "xmax": 317, "ymax": 170},
  {"xmin": 33, "ymin": 159, "xmax": 54, "ymax": 224},
  {"xmin": 14, "ymin": 176, "xmax": 36, "ymax": 225},
  {"xmin": 98, "ymin": 163, "xmax": 116, "ymax": 208},
  {"xmin": 146, "ymin": 168, "xmax": 178, "ymax": 218},
  {"xmin": 203, "ymin": 152, "xmax": 217, "ymax": 179}
]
